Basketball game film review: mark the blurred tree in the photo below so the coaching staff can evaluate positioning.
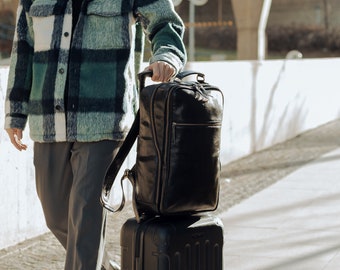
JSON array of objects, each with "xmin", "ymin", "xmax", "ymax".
[{"xmin": 0, "ymin": 9, "xmax": 15, "ymax": 58}]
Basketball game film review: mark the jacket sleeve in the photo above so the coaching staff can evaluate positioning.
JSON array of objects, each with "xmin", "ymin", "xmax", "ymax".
[
  {"xmin": 4, "ymin": 1, "xmax": 34, "ymax": 130},
  {"xmin": 133, "ymin": 0, "xmax": 187, "ymax": 73}
]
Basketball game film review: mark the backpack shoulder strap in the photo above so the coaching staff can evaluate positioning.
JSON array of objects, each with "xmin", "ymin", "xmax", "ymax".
[{"xmin": 102, "ymin": 110, "xmax": 140, "ymax": 194}]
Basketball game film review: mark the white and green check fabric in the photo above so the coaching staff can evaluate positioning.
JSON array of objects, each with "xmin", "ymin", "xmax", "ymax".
[{"xmin": 5, "ymin": 0, "xmax": 186, "ymax": 142}]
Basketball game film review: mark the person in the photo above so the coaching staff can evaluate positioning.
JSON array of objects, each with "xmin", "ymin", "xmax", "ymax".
[{"xmin": 4, "ymin": 0, "xmax": 186, "ymax": 269}]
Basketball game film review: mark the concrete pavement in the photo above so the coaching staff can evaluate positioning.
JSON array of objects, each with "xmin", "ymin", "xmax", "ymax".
[
  {"xmin": 1, "ymin": 119, "xmax": 340, "ymax": 269},
  {"xmin": 221, "ymin": 147, "xmax": 340, "ymax": 270}
]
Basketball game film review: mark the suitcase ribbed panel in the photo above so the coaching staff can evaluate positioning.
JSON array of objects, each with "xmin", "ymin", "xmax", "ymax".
[{"xmin": 121, "ymin": 215, "xmax": 223, "ymax": 270}]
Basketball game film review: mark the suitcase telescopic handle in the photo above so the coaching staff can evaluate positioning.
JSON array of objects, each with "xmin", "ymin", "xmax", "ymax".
[{"xmin": 137, "ymin": 70, "xmax": 153, "ymax": 91}]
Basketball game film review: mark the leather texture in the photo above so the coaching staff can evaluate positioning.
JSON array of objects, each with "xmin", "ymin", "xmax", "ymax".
[
  {"xmin": 101, "ymin": 71, "xmax": 224, "ymax": 222},
  {"xmin": 134, "ymin": 72, "xmax": 224, "ymax": 218}
]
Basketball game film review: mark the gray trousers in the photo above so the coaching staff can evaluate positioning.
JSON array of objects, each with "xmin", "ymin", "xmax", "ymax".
[{"xmin": 34, "ymin": 140, "xmax": 120, "ymax": 270}]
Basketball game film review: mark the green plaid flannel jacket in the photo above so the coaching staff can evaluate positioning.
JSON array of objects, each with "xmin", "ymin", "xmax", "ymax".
[{"xmin": 5, "ymin": 0, "xmax": 186, "ymax": 142}]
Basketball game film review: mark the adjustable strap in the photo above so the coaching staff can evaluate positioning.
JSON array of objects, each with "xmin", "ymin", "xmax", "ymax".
[
  {"xmin": 100, "ymin": 111, "xmax": 139, "ymax": 211},
  {"xmin": 100, "ymin": 70, "xmax": 153, "ymax": 213},
  {"xmin": 101, "ymin": 169, "xmax": 130, "ymax": 213},
  {"xmin": 101, "ymin": 167, "xmax": 143, "ymax": 223}
]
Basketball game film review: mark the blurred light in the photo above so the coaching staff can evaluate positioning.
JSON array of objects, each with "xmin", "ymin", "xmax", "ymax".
[{"xmin": 286, "ymin": 50, "xmax": 303, "ymax": 59}]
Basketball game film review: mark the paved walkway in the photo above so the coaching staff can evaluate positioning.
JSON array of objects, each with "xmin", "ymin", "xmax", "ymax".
[
  {"xmin": 221, "ymin": 145, "xmax": 340, "ymax": 270},
  {"xmin": 1, "ymin": 119, "xmax": 340, "ymax": 269}
]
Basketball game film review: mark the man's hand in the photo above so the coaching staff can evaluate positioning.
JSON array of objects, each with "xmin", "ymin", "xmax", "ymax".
[
  {"xmin": 146, "ymin": 61, "xmax": 176, "ymax": 82},
  {"xmin": 6, "ymin": 128, "xmax": 28, "ymax": 151}
]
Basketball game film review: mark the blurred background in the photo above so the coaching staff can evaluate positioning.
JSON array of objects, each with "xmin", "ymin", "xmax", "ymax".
[
  {"xmin": 1, "ymin": 0, "xmax": 340, "ymax": 62},
  {"xmin": 175, "ymin": 0, "xmax": 340, "ymax": 60}
]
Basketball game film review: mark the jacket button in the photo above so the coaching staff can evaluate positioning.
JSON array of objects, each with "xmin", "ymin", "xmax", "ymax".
[
  {"xmin": 55, "ymin": 105, "xmax": 62, "ymax": 111},
  {"xmin": 59, "ymin": 68, "xmax": 64, "ymax": 74},
  {"xmin": 64, "ymin": 32, "xmax": 69, "ymax": 37}
]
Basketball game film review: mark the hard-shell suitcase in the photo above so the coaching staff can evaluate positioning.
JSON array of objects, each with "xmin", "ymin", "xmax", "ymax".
[
  {"xmin": 120, "ymin": 215, "xmax": 224, "ymax": 270},
  {"xmin": 101, "ymin": 71, "xmax": 224, "ymax": 221}
]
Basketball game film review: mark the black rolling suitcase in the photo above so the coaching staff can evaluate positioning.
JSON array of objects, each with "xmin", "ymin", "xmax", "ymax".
[{"xmin": 120, "ymin": 215, "xmax": 224, "ymax": 270}]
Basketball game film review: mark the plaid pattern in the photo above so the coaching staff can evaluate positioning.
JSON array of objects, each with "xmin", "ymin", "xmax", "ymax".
[{"xmin": 5, "ymin": 0, "xmax": 186, "ymax": 142}]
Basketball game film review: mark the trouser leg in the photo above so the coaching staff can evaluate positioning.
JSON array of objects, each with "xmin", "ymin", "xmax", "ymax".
[
  {"xmin": 34, "ymin": 142, "xmax": 73, "ymax": 248},
  {"xmin": 66, "ymin": 141, "xmax": 120, "ymax": 270},
  {"xmin": 34, "ymin": 140, "xmax": 120, "ymax": 270}
]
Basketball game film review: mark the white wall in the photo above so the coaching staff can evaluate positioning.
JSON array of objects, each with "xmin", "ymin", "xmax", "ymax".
[
  {"xmin": 0, "ymin": 67, "xmax": 48, "ymax": 249},
  {"xmin": 1, "ymin": 58, "xmax": 340, "ymax": 249},
  {"xmin": 188, "ymin": 58, "xmax": 340, "ymax": 164}
]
